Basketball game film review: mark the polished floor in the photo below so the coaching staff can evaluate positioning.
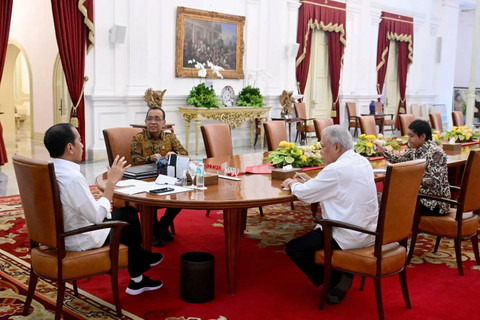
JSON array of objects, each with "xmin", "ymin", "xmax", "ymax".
[{"xmin": 1, "ymin": 118, "xmax": 394, "ymax": 197}]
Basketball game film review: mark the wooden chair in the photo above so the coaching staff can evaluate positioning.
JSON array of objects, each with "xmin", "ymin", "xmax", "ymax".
[
  {"xmin": 359, "ymin": 115, "xmax": 377, "ymax": 136},
  {"xmin": 375, "ymin": 101, "xmax": 395, "ymax": 134},
  {"xmin": 294, "ymin": 102, "xmax": 316, "ymax": 143},
  {"xmin": 103, "ymin": 127, "xmax": 177, "ymax": 234},
  {"xmin": 346, "ymin": 102, "xmax": 360, "ymax": 137},
  {"xmin": 201, "ymin": 123, "xmax": 233, "ymax": 158},
  {"xmin": 407, "ymin": 149, "xmax": 480, "ymax": 276},
  {"xmin": 202, "ymin": 123, "xmax": 263, "ymax": 217},
  {"xmin": 103, "ymin": 127, "xmax": 143, "ymax": 166},
  {"xmin": 452, "ymin": 111, "xmax": 464, "ymax": 127},
  {"xmin": 263, "ymin": 121, "xmax": 288, "ymax": 151},
  {"xmin": 315, "ymin": 159, "xmax": 426, "ymax": 320},
  {"xmin": 399, "ymin": 114, "xmax": 414, "ymax": 136},
  {"xmin": 253, "ymin": 117, "xmax": 267, "ymax": 147},
  {"xmin": 12, "ymin": 154, "xmax": 128, "ymax": 319},
  {"xmin": 429, "ymin": 113, "xmax": 443, "ymax": 132},
  {"xmin": 313, "ymin": 118, "xmax": 334, "ymax": 142}
]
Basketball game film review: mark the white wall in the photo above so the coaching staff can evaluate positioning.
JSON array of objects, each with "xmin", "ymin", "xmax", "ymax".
[
  {"xmin": 8, "ymin": 0, "xmax": 58, "ymax": 140},
  {"xmin": 3, "ymin": 0, "xmax": 477, "ymax": 160}
]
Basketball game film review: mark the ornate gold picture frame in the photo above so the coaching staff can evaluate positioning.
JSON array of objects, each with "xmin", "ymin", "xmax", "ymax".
[{"xmin": 175, "ymin": 7, "xmax": 245, "ymax": 79}]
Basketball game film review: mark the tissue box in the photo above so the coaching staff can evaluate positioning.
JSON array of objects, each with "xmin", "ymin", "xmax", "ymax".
[
  {"xmin": 443, "ymin": 143, "xmax": 461, "ymax": 155},
  {"xmin": 271, "ymin": 167, "xmax": 302, "ymax": 180}
]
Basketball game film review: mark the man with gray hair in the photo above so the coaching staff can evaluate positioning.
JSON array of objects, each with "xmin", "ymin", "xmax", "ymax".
[{"xmin": 282, "ymin": 125, "xmax": 378, "ymax": 305}]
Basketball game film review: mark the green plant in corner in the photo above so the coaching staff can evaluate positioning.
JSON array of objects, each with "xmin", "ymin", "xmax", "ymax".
[
  {"xmin": 186, "ymin": 83, "xmax": 221, "ymax": 109},
  {"xmin": 237, "ymin": 85, "xmax": 265, "ymax": 107}
]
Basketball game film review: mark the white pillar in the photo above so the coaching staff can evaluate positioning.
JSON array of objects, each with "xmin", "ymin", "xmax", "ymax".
[{"xmin": 466, "ymin": 0, "xmax": 480, "ymax": 126}]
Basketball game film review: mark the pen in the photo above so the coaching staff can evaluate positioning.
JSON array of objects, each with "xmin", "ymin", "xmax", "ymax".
[{"xmin": 298, "ymin": 175, "xmax": 307, "ymax": 182}]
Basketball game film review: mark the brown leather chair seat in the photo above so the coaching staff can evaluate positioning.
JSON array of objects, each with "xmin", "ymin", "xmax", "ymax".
[
  {"xmin": 316, "ymin": 243, "xmax": 405, "ymax": 277},
  {"xmin": 418, "ymin": 210, "xmax": 477, "ymax": 238},
  {"xmin": 32, "ymin": 245, "xmax": 128, "ymax": 280}
]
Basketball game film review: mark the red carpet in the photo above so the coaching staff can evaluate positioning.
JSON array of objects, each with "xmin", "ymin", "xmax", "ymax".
[{"xmin": 1, "ymin": 191, "xmax": 480, "ymax": 319}]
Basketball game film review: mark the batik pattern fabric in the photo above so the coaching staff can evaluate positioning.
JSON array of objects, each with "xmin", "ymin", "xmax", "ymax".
[
  {"xmin": 131, "ymin": 130, "xmax": 188, "ymax": 165},
  {"xmin": 383, "ymin": 140, "xmax": 450, "ymax": 215}
]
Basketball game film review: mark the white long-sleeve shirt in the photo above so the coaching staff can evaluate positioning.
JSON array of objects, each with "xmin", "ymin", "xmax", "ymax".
[
  {"xmin": 52, "ymin": 158, "xmax": 111, "ymax": 251},
  {"xmin": 290, "ymin": 149, "xmax": 379, "ymax": 249}
]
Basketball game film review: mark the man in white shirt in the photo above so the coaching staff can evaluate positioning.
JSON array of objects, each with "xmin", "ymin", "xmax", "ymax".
[
  {"xmin": 282, "ymin": 125, "xmax": 378, "ymax": 304},
  {"xmin": 44, "ymin": 123, "xmax": 164, "ymax": 295}
]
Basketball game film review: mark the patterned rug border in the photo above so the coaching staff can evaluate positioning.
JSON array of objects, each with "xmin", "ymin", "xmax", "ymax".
[{"xmin": 0, "ymin": 247, "xmax": 142, "ymax": 320}]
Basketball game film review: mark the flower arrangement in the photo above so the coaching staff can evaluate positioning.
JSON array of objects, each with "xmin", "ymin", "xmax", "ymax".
[
  {"xmin": 443, "ymin": 126, "xmax": 480, "ymax": 143},
  {"xmin": 268, "ymin": 141, "xmax": 324, "ymax": 168},
  {"xmin": 432, "ymin": 130, "xmax": 443, "ymax": 145},
  {"xmin": 236, "ymin": 85, "xmax": 265, "ymax": 107},
  {"xmin": 354, "ymin": 134, "xmax": 402, "ymax": 156},
  {"xmin": 186, "ymin": 59, "xmax": 223, "ymax": 109}
]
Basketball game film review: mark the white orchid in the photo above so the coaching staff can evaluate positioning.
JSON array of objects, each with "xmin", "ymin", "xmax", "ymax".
[{"xmin": 189, "ymin": 59, "xmax": 223, "ymax": 79}]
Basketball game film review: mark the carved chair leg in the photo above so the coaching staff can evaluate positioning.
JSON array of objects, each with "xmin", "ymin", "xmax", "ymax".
[
  {"xmin": 471, "ymin": 233, "xmax": 480, "ymax": 265},
  {"xmin": 433, "ymin": 236, "xmax": 441, "ymax": 253},
  {"xmin": 398, "ymin": 269, "xmax": 411, "ymax": 308},
  {"xmin": 73, "ymin": 280, "xmax": 78, "ymax": 296},
  {"xmin": 258, "ymin": 206, "xmax": 263, "ymax": 217},
  {"xmin": 206, "ymin": 209, "xmax": 210, "ymax": 217},
  {"xmin": 373, "ymin": 278, "xmax": 385, "ymax": 320},
  {"xmin": 23, "ymin": 268, "xmax": 38, "ymax": 315},
  {"xmin": 360, "ymin": 276, "xmax": 366, "ymax": 290},
  {"xmin": 454, "ymin": 238, "xmax": 464, "ymax": 276},
  {"xmin": 55, "ymin": 281, "xmax": 66, "ymax": 320}
]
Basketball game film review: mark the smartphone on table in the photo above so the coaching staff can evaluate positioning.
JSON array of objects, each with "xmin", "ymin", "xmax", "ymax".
[{"xmin": 149, "ymin": 187, "xmax": 174, "ymax": 194}]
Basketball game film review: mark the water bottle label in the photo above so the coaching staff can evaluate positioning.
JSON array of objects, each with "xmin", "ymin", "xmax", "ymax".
[{"xmin": 196, "ymin": 167, "xmax": 201, "ymax": 174}]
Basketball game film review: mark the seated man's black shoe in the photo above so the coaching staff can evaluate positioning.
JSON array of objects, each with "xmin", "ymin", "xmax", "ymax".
[
  {"xmin": 326, "ymin": 273, "xmax": 353, "ymax": 305},
  {"xmin": 159, "ymin": 231, "xmax": 174, "ymax": 242},
  {"xmin": 152, "ymin": 235, "xmax": 165, "ymax": 247}
]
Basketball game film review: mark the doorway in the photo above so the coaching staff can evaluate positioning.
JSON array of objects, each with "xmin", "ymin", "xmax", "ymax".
[
  {"xmin": 53, "ymin": 54, "xmax": 72, "ymax": 124},
  {"xmin": 0, "ymin": 42, "xmax": 32, "ymax": 148}
]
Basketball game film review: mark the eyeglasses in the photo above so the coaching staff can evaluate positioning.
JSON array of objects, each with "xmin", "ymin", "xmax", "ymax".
[{"xmin": 146, "ymin": 117, "xmax": 165, "ymax": 122}]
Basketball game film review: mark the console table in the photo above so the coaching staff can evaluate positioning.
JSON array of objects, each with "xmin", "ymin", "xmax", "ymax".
[{"xmin": 178, "ymin": 106, "xmax": 271, "ymax": 154}]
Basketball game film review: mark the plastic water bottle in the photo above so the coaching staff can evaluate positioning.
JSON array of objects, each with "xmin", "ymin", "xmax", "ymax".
[{"xmin": 196, "ymin": 159, "xmax": 206, "ymax": 190}]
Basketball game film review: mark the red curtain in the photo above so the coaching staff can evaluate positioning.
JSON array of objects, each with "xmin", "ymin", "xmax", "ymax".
[
  {"xmin": 51, "ymin": 0, "xmax": 94, "ymax": 161},
  {"xmin": 295, "ymin": 0, "xmax": 346, "ymax": 124},
  {"xmin": 0, "ymin": 0, "xmax": 13, "ymax": 166},
  {"xmin": 376, "ymin": 12, "xmax": 413, "ymax": 128}
]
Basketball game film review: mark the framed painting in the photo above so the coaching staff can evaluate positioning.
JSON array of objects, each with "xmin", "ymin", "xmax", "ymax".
[
  {"xmin": 175, "ymin": 7, "xmax": 245, "ymax": 79},
  {"xmin": 453, "ymin": 87, "xmax": 480, "ymax": 114}
]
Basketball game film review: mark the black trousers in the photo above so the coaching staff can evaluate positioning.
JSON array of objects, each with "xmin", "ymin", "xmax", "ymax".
[
  {"xmin": 285, "ymin": 228, "xmax": 343, "ymax": 287},
  {"xmin": 154, "ymin": 207, "xmax": 181, "ymax": 236},
  {"xmin": 105, "ymin": 206, "xmax": 152, "ymax": 278},
  {"xmin": 419, "ymin": 203, "xmax": 443, "ymax": 216}
]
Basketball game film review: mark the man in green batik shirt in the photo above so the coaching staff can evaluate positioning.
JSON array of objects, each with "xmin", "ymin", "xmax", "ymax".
[{"xmin": 130, "ymin": 106, "xmax": 188, "ymax": 246}]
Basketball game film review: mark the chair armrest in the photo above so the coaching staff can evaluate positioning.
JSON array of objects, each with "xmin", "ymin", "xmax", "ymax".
[
  {"xmin": 418, "ymin": 193, "xmax": 458, "ymax": 206},
  {"xmin": 314, "ymin": 218, "xmax": 377, "ymax": 236},
  {"xmin": 449, "ymin": 185, "xmax": 461, "ymax": 192},
  {"xmin": 61, "ymin": 221, "xmax": 128, "ymax": 238}
]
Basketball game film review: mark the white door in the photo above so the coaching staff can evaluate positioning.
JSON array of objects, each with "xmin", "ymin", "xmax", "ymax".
[
  {"xmin": 383, "ymin": 40, "xmax": 400, "ymax": 118},
  {"xmin": 304, "ymin": 29, "xmax": 332, "ymax": 119},
  {"xmin": 53, "ymin": 55, "xmax": 72, "ymax": 124}
]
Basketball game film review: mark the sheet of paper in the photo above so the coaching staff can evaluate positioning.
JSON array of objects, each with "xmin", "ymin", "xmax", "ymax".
[
  {"xmin": 116, "ymin": 179, "xmax": 150, "ymax": 187},
  {"xmin": 155, "ymin": 174, "xmax": 178, "ymax": 185},
  {"xmin": 116, "ymin": 181, "xmax": 158, "ymax": 195},
  {"xmin": 373, "ymin": 168, "xmax": 387, "ymax": 174}
]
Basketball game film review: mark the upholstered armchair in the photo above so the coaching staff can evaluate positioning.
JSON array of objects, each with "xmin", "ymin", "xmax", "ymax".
[
  {"xmin": 12, "ymin": 155, "xmax": 128, "ymax": 320},
  {"xmin": 315, "ymin": 159, "xmax": 426, "ymax": 320},
  {"xmin": 359, "ymin": 115, "xmax": 377, "ymax": 136},
  {"xmin": 407, "ymin": 149, "xmax": 480, "ymax": 275},
  {"xmin": 294, "ymin": 102, "xmax": 316, "ymax": 143},
  {"xmin": 313, "ymin": 118, "xmax": 334, "ymax": 142},
  {"xmin": 452, "ymin": 111, "xmax": 464, "ymax": 127},
  {"xmin": 429, "ymin": 113, "xmax": 443, "ymax": 132},
  {"xmin": 399, "ymin": 114, "xmax": 414, "ymax": 136},
  {"xmin": 346, "ymin": 102, "xmax": 360, "ymax": 137}
]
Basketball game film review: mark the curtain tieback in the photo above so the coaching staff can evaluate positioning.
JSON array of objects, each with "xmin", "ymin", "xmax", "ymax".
[{"xmin": 70, "ymin": 76, "xmax": 89, "ymax": 128}]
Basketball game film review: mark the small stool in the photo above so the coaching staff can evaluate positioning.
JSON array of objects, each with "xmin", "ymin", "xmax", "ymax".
[{"xmin": 180, "ymin": 252, "xmax": 215, "ymax": 303}]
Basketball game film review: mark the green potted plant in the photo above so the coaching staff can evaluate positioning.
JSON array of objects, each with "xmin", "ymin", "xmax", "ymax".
[
  {"xmin": 186, "ymin": 59, "xmax": 223, "ymax": 109},
  {"xmin": 237, "ymin": 85, "xmax": 265, "ymax": 107},
  {"xmin": 186, "ymin": 83, "xmax": 222, "ymax": 109}
]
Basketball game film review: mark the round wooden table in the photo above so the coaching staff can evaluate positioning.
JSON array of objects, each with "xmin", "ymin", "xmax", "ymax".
[{"xmin": 97, "ymin": 152, "xmax": 297, "ymax": 294}]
